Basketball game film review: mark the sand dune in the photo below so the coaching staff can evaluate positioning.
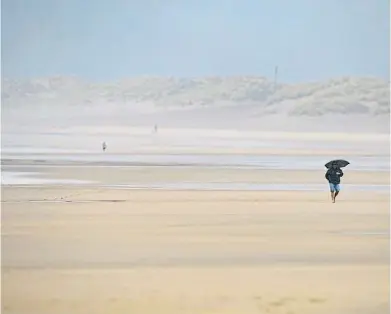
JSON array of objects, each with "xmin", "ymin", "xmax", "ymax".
[
  {"xmin": 2, "ymin": 76, "xmax": 389, "ymax": 115},
  {"xmin": 2, "ymin": 75, "xmax": 389, "ymax": 134}
]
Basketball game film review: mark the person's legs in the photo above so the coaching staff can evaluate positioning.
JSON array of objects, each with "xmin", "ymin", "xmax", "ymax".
[
  {"xmin": 329, "ymin": 183, "xmax": 336, "ymax": 202},
  {"xmin": 334, "ymin": 184, "xmax": 341, "ymax": 201}
]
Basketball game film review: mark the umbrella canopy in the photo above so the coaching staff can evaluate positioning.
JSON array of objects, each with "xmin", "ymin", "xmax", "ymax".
[{"xmin": 325, "ymin": 159, "xmax": 350, "ymax": 169}]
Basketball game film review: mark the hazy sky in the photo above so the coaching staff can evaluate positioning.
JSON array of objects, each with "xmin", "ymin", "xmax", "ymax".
[{"xmin": 2, "ymin": 0, "xmax": 389, "ymax": 82}]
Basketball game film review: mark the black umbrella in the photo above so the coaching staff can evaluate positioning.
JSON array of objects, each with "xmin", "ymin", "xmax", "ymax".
[{"xmin": 325, "ymin": 159, "xmax": 350, "ymax": 169}]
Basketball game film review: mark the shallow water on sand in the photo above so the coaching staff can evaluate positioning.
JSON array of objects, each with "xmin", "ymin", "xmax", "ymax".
[
  {"xmin": 2, "ymin": 171, "xmax": 389, "ymax": 192},
  {"xmin": 2, "ymin": 153, "xmax": 389, "ymax": 171}
]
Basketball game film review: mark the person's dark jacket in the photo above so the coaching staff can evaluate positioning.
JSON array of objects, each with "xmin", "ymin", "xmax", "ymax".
[{"xmin": 325, "ymin": 168, "xmax": 344, "ymax": 184}]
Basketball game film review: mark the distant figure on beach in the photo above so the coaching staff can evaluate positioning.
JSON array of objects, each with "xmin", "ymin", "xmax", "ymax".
[
  {"xmin": 102, "ymin": 141, "xmax": 107, "ymax": 152},
  {"xmin": 325, "ymin": 162, "xmax": 344, "ymax": 203},
  {"xmin": 154, "ymin": 124, "xmax": 158, "ymax": 133}
]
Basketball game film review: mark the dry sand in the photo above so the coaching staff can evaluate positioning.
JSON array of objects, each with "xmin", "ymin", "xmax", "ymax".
[{"xmin": 2, "ymin": 183, "xmax": 389, "ymax": 314}]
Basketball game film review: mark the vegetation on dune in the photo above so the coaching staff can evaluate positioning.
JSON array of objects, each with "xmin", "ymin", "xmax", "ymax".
[{"xmin": 2, "ymin": 76, "xmax": 389, "ymax": 116}]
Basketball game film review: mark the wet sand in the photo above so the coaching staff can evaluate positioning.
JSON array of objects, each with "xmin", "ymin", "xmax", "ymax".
[
  {"xmin": 2, "ymin": 126, "xmax": 389, "ymax": 158},
  {"xmin": 2, "ymin": 184, "xmax": 389, "ymax": 314},
  {"xmin": 2, "ymin": 165, "xmax": 389, "ymax": 185}
]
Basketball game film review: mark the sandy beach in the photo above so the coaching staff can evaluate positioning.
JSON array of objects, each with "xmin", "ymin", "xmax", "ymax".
[
  {"xmin": 1, "ymin": 126, "xmax": 389, "ymax": 314},
  {"xmin": 2, "ymin": 169, "xmax": 389, "ymax": 314}
]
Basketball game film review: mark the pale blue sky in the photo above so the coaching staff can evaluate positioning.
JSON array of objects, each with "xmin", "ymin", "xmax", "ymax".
[{"xmin": 1, "ymin": 0, "xmax": 389, "ymax": 82}]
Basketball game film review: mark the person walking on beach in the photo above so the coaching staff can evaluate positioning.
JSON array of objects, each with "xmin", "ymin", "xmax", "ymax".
[
  {"xmin": 102, "ymin": 141, "xmax": 107, "ymax": 152},
  {"xmin": 325, "ymin": 162, "xmax": 344, "ymax": 203}
]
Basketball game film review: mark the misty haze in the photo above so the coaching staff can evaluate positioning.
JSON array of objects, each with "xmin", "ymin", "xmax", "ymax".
[{"xmin": 1, "ymin": 1, "xmax": 390, "ymax": 314}]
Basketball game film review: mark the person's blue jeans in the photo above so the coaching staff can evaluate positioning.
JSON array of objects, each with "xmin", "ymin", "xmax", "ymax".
[{"xmin": 329, "ymin": 183, "xmax": 340, "ymax": 192}]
